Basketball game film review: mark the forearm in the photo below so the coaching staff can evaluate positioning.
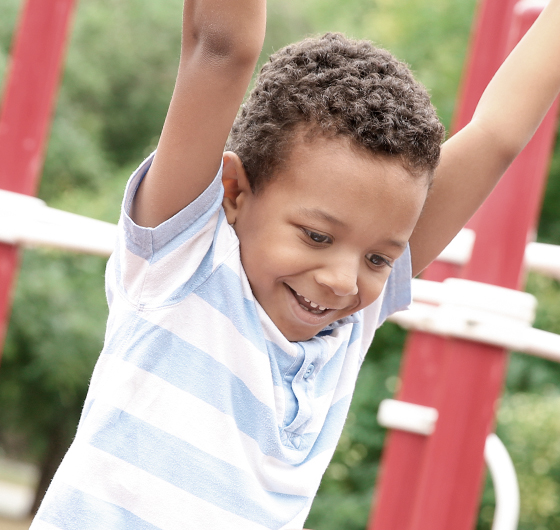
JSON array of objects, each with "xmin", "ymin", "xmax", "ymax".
[
  {"xmin": 131, "ymin": 0, "xmax": 266, "ymax": 228},
  {"xmin": 472, "ymin": 0, "xmax": 560, "ymax": 159},
  {"xmin": 410, "ymin": 0, "xmax": 560, "ymax": 275}
]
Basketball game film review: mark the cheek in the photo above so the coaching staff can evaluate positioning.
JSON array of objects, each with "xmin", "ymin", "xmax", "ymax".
[
  {"xmin": 240, "ymin": 234, "xmax": 294, "ymax": 285},
  {"xmin": 358, "ymin": 272, "xmax": 392, "ymax": 307},
  {"xmin": 253, "ymin": 229, "xmax": 305, "ymax": 268}
]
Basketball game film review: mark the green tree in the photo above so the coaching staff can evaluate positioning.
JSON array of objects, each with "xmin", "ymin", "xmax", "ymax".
[{"xmin": 0, "ymin": 0, "xmax": 559, "ymax": 526}]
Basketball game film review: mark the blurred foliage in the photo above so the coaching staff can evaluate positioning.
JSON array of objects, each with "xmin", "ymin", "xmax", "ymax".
[
  {"xmin": 540, "ymin": 138, "xmax": 560, "ymax": 244},
  {"xmin": 491, "ymin": 393, "xmax": 560, "ymax": 530},
  {"xmin": 1, "ymin": 251, "xmax": 106, "ymax": 454},
  {"xmin": 0, "ymin": 0, "xmax": 559, "ymax": 526}
]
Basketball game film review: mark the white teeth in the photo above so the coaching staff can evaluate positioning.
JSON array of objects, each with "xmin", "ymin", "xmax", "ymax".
[
  {"xmin": 294, "ymin": 290, "xmax": 330, "ymax": 311},
  {"xmin": 300, "ymin": 303, "xmax": 329, "ymax": 314}
]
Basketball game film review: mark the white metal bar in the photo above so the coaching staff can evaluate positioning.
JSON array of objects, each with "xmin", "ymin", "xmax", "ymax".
[
  {"xmin": 377, "ymin": 399, "xmax": 438, "ymax": 435},
  {"xmin": 1, "ymin": 191, "xmax": 559, "ymax": 280},
  {"xmin": 484, "ymin": 434, "xmax": 520, "ymax": 530},
  {"xmin": 437, "ymin": 228, "xmax": 476, "ymax": 265},
  {"xmin": 389, "ymin": 301, "xmax": 560, "ymax": 361},
  {"xmin": 411, "ymin": 278, "xmax": 537, "ymax": 325},
  {"xmin": 410, "ymin": 278, "xmax": 447, "ymax": 306},
  {"xmin": 0, "ymin": 189, "xmax": 116, "ymax": 256},
  {"xmin": 377, "ymin": 401, "xmax": 520, "ymax": 530},
  {"xmin": 524, "ymin": 241, "xmax": 560, "ymax": 280},
  {"xmin": 436, "ymin": 228, "xmax": 560, "ymax": 281}
]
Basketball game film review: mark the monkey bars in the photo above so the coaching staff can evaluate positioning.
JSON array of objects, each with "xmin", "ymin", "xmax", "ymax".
[{"xmin": 1, "ymin": 0, "xmax": 559, "ymax": 529}]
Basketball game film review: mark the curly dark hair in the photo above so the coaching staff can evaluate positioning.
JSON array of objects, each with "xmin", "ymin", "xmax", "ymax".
[{"xmin": 226, "ymin": 32, "xmax": 445, "ymax": 192}]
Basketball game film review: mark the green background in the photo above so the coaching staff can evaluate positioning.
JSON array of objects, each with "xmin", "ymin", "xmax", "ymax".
[{"xmin": 0, "ymin": 0, "xmax": 559, "ymax": 527}]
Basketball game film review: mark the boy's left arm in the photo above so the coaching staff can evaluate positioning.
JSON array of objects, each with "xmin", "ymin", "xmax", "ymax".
[{"xmin": 409, "ymin": 0, "xmax": 560, "ymax": 277}]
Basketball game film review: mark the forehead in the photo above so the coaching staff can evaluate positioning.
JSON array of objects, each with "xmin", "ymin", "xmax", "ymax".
[
  {"xmin": 261, "ymin": 135, "xmax": 429, "ymax": 243},
  {"xmin": 273, "ymin": 133, "xmax": 427, "ymax": 189}
]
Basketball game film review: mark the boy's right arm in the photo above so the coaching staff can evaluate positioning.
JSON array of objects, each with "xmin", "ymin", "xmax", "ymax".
[{"xmin": 130, "ymin": 0, "xmax": 266, "ymax": 228}]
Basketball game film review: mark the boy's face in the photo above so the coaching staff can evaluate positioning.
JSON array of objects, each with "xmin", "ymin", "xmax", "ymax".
[{"xmin": 223, "ymin": 136, "xmax": 428, "ymax": 342}]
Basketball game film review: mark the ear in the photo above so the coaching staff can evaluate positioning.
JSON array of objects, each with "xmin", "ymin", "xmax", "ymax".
[{"xmin": 222, "ymin": 151, "xmax": 251, "ymax": 225}]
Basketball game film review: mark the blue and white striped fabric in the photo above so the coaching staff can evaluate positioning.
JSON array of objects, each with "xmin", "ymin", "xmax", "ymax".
[{"xmin": 31, "ymin": 153, "xmax": 412, "ymax": 530}]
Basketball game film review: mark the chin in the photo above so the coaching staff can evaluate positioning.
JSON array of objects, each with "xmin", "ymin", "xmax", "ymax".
[{"xmin": 282, "ymin": 324, "xmax": 323, "ymax": 343}]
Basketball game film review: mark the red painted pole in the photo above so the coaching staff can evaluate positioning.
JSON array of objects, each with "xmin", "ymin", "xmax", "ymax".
[
  {"xmin": 451, "ymin": 0, "xmax": 519, "ymax": 135},
  {"xmin": 409, "ymin": 84, "xmax": 559, "ymax": 530},
  {"xmin": 369, "ymin": 0, "xmax": 516, "ymax": 524},
  {"xmin": 369, "ymin": 2, "xmax": 559, "ymax": 529},
  {"xmin": 0, "ymin": 0, "xmax": 77, "ymax": 354}
]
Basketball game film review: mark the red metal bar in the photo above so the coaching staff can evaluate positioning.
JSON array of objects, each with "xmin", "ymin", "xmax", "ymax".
[
  {"xmin": 367, "ymin": 331, "xmax": 450, "ymax": 529},
  {"xmin": 368, "ymin": 0, "xmax": 516, "ymax": 524},
  {"xmin": 409, "ymin": 97, "xmax": 559, "ymax": 530},
  {"xmin": 451, "ymin": 0, "xmax": 519, "ymax": 134},
  {"xmin": 369, "ymin": 2, "xmax": 559, "ymax": 529},
  {"xmin": 0, "ymin": 0, "xmax": 76, "ymax": 354}
]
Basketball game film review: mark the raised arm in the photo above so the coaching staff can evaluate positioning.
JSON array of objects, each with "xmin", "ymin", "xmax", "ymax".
[
  {"xmin": 130, "ymin": 0, "xmax": 266, "ymax": 228},
  {"xmin": 409, "ymin": 0, "xmax": 560, "ymax": 276}
]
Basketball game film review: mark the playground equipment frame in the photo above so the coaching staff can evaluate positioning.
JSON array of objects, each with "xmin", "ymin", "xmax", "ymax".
[{"xmin": 0, "ymin": 0, "xmax": 559, "ymax": 529}]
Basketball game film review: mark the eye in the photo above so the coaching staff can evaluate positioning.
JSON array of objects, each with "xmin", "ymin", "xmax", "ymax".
[
  {"xmin": 303, "ymin": 228, "xmax": 332, "ymax": 245},
  {"xmin": 366, "ymin": 254, "xmax": 393, "ymax": 269}
]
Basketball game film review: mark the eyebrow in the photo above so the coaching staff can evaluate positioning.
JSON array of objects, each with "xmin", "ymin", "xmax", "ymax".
[
  {"xmin": 298, "ymin": 207, "xmax": 347, "ymax": 227},
  {"xmin": 297, "ymin": 207, "xmax": 407, "ymax": 250},
  {"xmin": 384, "ymin": 239, "xmax": 408, "ymax": 251}
]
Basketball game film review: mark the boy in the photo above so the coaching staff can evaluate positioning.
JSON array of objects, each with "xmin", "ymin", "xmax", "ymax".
[{"xmin": 31, "ymin": 0, "xmax": 560, "ymax": 529}]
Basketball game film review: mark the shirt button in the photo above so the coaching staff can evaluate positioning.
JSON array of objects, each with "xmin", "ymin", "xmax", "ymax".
[{"xmin": 304, "ymin": 364, "xmax": 315, "ymax": 379}]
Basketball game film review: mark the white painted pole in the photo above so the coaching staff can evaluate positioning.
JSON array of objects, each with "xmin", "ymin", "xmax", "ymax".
[{"xmin": 485, "ymin": 434, "xmax": 520, "ymax": 530}]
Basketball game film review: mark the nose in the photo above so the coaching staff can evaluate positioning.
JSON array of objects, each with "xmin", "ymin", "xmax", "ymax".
[{"xmin": 315, "ymin": 259, "xmax": 359, "ymax": 297}]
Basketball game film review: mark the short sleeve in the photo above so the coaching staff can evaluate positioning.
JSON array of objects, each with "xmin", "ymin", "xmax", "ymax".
[
  {"xmin": 377, "ymin": 244, "xmax": 412, "ymax": 325},
  {"xmin": 121, "ymin": 152, "xmax": 224, "ymax": 256},
  {"xmin": 108, "ymin": 152, "xmax": 226, "ymax": 308}
]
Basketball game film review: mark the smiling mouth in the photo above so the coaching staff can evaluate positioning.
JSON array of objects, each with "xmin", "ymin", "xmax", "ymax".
[{"xmin": 289, "ymin": 287, "xmax": 332, "ymax": 315}]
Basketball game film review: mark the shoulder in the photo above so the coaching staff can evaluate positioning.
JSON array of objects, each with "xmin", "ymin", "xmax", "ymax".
[{"xmin": 107, "ymin": 156, "xmax": 231, "ymax": 308}]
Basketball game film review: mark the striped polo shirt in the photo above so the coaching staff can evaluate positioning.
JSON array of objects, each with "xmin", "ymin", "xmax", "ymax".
[{"xmin": 31, "ymin": 153, "xmax": 411, "ymax": 530}]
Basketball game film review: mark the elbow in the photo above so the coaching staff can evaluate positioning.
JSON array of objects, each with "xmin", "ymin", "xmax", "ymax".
[
  {"xmin": 184, "ymin": 23, "xmax": 263, "ymax": 69},
  {"xmin": 181, "ymin": 0, "xmax": 266, "ymax": 68},
  {"xmin": 496, "ymin": 134, "xmax": 531, "ymax": 169},
  {"xmin": 471, "ymin": 117, "xmax": 529, "ymax": 169}
]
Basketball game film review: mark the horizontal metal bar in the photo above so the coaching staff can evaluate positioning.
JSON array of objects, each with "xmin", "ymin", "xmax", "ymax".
[
  {"xmin": 1, "ymin": 191, "xmax": 558, "ymax": 282},
  {"xmin": 377, "ymin": 400, "xmax": 520, "ymax": 530},
  {"xmin": 388, "ymin": 301, "xmax": 560, "ymax": 361},
  {"xmin": 0, "ymin": 189, "xmax": 116, "ymax": 256}
]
